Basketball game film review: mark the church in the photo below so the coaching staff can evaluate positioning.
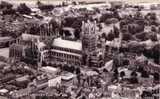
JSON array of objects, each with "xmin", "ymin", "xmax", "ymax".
[{"xmin": 9, "ymin": 20, "xmax": 105, "ymax": 67}]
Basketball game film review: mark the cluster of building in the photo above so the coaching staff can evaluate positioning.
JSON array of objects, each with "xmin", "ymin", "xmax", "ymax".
[
  {"xmin": 0, "ymin": 0, "xmax": 159, "ymax": 99},
  {"xmin": 9, "ymin": 19, "xmax": 105, "ymax": 68}
]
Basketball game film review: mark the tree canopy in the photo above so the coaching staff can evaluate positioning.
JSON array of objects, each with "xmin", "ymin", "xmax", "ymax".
[
  {"xmin": 37, "ymin": 1, "xmax": 54, "ymax": 12},
  {"xmin": 0, "ymin": 1, "xmax": 13, "ymax": 9},
  {"xmin": 17, "ymin": 3, "xmax": 31, "ymax": 15}
]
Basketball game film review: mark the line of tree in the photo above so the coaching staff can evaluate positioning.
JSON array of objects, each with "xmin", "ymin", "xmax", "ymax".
[
  {"xmin": 17, "ymin": 3, "xmax": 31, "ymax": 15},
  {"xmin": 37, "ymin": 1, "xmax": 54, "ymax": 12}
]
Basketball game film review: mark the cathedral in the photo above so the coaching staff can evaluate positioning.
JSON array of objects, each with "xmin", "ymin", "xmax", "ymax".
[{"xmin": 9, "ymin": 19, "xmax": 105, "ymax": 67}]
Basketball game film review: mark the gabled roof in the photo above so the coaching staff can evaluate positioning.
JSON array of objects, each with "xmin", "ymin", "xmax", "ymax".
[{"xmin": 53, "ymin": 38, "xmax": 82, "ymax": 51}]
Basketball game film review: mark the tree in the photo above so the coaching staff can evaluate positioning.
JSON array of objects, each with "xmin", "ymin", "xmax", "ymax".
[
  {"xmin": 113, "ymin": 10, "xmax": 120, "ymax": 19},
  {"xmin": 28, "ymin": 24, "xmax": 40, "ymax": 35},
  {"xmin": 0, "ymin": 1, "xmax": 15, "ymax": 15},
  {"xmin": 120, "ymin": 71, "xmax": 125, "ymax": 79},
  {"xmin": 3, "ymin": 22, "xmax": 25, "ymax": 38},
  {"xmin": 44, "ymin": 37, "xmax": 54, "ymax": 49},
  {"xmin": 106, "ymin": 30, "xmax": 115, "ymax": 41},
  {"xmin": 134, "ymin": 11, "xmax": 143, "ymax": 20},
  {"xmin": 100, "ymin": 13, "xmax": 113, "ymax": 22},
  {"xmin": 25, "ymin": 46, "xmax": 38, "ymax": 59},
  {"xmin": 17, "ymin": 3, "xmax": 31, "ymax": 15},
  {"xmin": 135, "ymin": 32, "xmax": 149, "ymax": 41},
  {"xmin": 113, "ymin": 25, "xmax": 119, "ymax": 38},
  {"xmin": 128, "ymin": 23, "xmax": 144, "ymax": 35},
  {"xmin": 113, "ymin": 54, "xmax": 123, "ymax": 68},
  {"xmin": 152, "ymin": 44, "xmax": 160, "ymax": 64},
  {"xmin": 149, "ymin": 32, "xmax": 158, "ymax": 41},
  {"xmin": 150, "ymin": 12, "xmax": 157, "ymax": 20},
  {"xmin": 64, "ymin": 30, "xmax": 72, "ymax": 37},
  {"xmin": 130, "ymin": 71, "xmax": 138, "ymax": 84},
  {"xmin": 75, "ymin": 67, "xmax": 81, "ymax": 75},
  {"xmin": 0, "ymin": 56, "xmax": 8, "ymax": 63},
  {"xmin": 120, "ymin": 20, "xmax": 128, "ymax": 29},
  {"xmin": 63, "ymin": 17, "xmax": 76, "ymax": 27},
  {"xmin": 113, "ymin": 68, "xmax": 119, "ymax": 81},
  {"xmin": 82, "ymin": 53, "xmax": 87, "ymax": 65},
  {"xmin": 105, "ymin": 18, "xmax": 118, "ymax": 25},
  {"xmin": 38, "ymin": 4, "xmax": 54, "ymax": 12},
  {"xmin": 23, "ymin": 46, "xmax": 38, "ymax": 65},
  {"xmin": 101, "ymin": 32, "xmax": 107, "ymax": 40},
  {"xmin": 0, "ymin": 1, "xmax": 13, "ymax": 9},
  {"xmin": 97, "ymin": 23, "xmax": 102, "ymax": 31},
  {"xmin": 71, "ymin": 18, "xmax": 82, "ymax": 29},
  {"xmin": 158, "ymin": 26, "xmax": 160, "ymax": 33},
  {"xmin": 130, "ymin": 77, "xmax": 138, "ymax": 84},
  {"xmin": 49, "ymin": 18, "xmax": 61, "ymax": 32},
  {"xmin": 36, "ymin": 0, "xmax": 43, "ymax": 7},
  {"xmin": 72, "ymin": 20, "xmax": 82, "ymax": 40},
  {"xmin": 72, "ymin": 1, "xmax": 77, "ymax": 5},
  {"xmin": 2, "ymin": 8, "xmax": 16, "ymax": 15},
  {"xmin": 43, "ymin": 37, "xmax": 54, "ymax": 65},
  {"xmin": 153, "ymin": 72, "xmax": 159, "ymax": 82},
  {"xmin": 122, "ymin": 33, "xmax": 134, "ymax": 41},
  {"xmin": 137, "ymin": 66, "xmax": 144, "ymax": 72},
  {"xmin": 141, "ymin": 70, "xmax": 149, "ymax": 78},
  {"xmin": 151, "ymin": 26, "xmax": 157, "ymax": 32},
  {"xmin": 141, "ymin": 91, "xmax": 153, "ymax": 98},
  {"xmin": 131, "ymin": 71, "xmax": 137, "ymax": 77},
  {"xmin": 122, "ymin": 59, "xmax": 129, "ymax": 66},
  {"xmin": 74, "ymin": 30, "xmax": 80, "ymax": 40}
]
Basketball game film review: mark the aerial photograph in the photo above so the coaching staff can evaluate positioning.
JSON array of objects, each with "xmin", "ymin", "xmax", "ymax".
[{"xmin": 0, "ymin": 0, "xmax": 159, "ymax": 99}]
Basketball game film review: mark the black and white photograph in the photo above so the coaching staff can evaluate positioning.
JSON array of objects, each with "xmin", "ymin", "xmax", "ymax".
[{"xmin": 0, "ymin": 0, "xmax": 159, "ymax": 99}]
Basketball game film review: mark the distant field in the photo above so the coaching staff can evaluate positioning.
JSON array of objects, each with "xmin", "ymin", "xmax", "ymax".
[
  {"xmin": 0, "ymin": 0, "xmax": 160, "ymax": 8},
  {"xmin": 0, "ymin": 0, "xmax": 107, "ymax": 8},
  {"xmin": 1, "ymin": 0, "xmax": 160, "ymax": 5}
]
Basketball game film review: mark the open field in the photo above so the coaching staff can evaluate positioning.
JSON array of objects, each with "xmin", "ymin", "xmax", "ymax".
[{"xmin": 0, "ymin": 48, "xmax": 9, "ymax": 58}]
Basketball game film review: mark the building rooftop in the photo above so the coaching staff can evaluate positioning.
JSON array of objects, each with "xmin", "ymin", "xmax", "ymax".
[
  {"xmin": 22, "ymin": 33, "xmax": 40, "ymax": 41},
  {"xmin": 15, "ymin": 75, "xmax": 29, "ymax": 82},
  {"xmin": 41, "ymin": 66, "xmax": 58, "ymax": 74},
  {"xmin": 48, "ymin": 76, "xmax": 61, "ymax": 87},
  {"xmin": 53, "ymin": 38, "xmax": 82, "ymax": 51},
  {"xmin": 11, "ymin": 88, "xmax": 31, "ymax": 98},
  {"xmin": 0, "ymin": 36, "xmax": 12, "ymax": 42},
  {"xmin": 102, "ymin": 60, "xmax": 113, "ymax": 72},
  {"xmin": 37, "ymin": 42, "xmax": 46, "ymax": 51},
  {"xmin": 0, "ymin": 89, "xmax": 8, "ymax": 94}
]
